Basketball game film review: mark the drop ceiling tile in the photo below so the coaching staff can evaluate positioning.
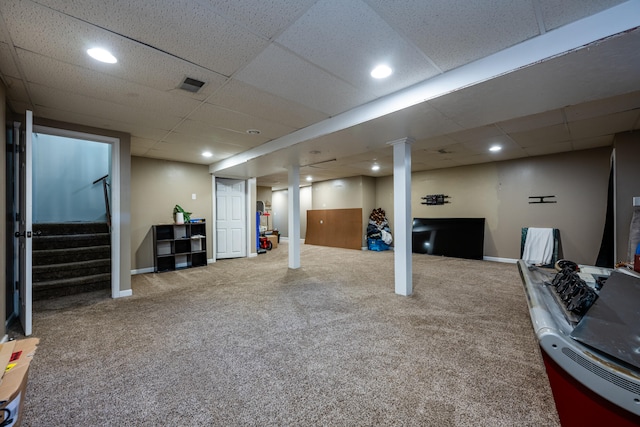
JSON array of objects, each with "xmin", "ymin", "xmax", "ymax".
[
  {"xmin": 130, "ymin": 137, "xmax": 157, "ymax": 157},
  {"xmin": 423, "ymin": 143, "xmax": 477, "ymax": 160},
  {"xmin": 205, "ymin": 0, "xmax": 317, "ymax": 39},
  {"xmin": 34, "ymin": 106, "xmax": 170, "ymax": 140},
  {"xmin": 0, "ymin": 42, "xmax": 20, "ymax": 77},
  {"xmin": 524, "ymin": 141, "xmax": 573, "ymax": 157},
  {"xmin": 29, "ymin": 84, "xmax": 182, "ymax": 131},
  {"xmin": 131, "ymin": 145, "xmax": 151, "ymax": 157},
  {"xmin": 410, "ymin": 156, "xmax": 459, "ymax": 170},
  {"xmin": 564, "ymin": 90, "xmax": 640, "ymax": 121},
  {"xmin": 461, "ymin": 134, "xmax": 520, "ymax": 154},
  {"xmin": 509, "ymin": 123, "xmax": 571, "ymax": 147},
  {"xmin": 209, "ymin": 80, "xmax": 329, "ymax": 129},
  {"xmin": 2, "ymin": 75, "xmax": 30, "ymax": 104},
  {"xmin": 413, "ymin": 135, "xmax": 459, "ymax": 150},
  {"xmin": 131, "ymin": 137, "xmax": 156, "ymax": 150},
  {"xmin": 171, "ymin": 119, "xmax": 269, "ymax": 149},
  {"xmin": 234, "ymin": 44, "xmax": 374, "ymax": 116},
  {"xmin": 18, "ymin": 50, "xmax": 205, "ymax": 118},
  {"xmin": 28, "ymin": 0, "xmax": 268, "ymax": 76},
  {"xmin": 276, "ymin": 0, "xmax": 439, "ymax": 97},
  {"xmin": 498, "ymin": 109, "xmax": 565, "ymax": 133},
  {"xmin": 571, "ymin": 135, "xmax": 613, "ymax": 151},
  {"xmin": 6, "ymin": 5, "xmax": 228, "ymax": 100},
  {"xmin": 189, "ymin": 102, "xmax": 296, "ymax": 140},
  {"xmin": 538, "ymin": 0, "xmax": 627, "ymax": 32},
  {"xmin": 449, "ymin": 153, "xmax": 496, "ymax": 167},
  {"xmin": 367, "ymin": 0, "xmax": 540, "ymax": 72},
  {"xmin": 568, "ymin": 110, "xmax": 640, "ymax": 139},
  {"xmin": 151, "ymin": 137, "xmax": 240, "ymax": 164},
  {"xmin": 448, "ymin": 125, "xmax": 504, "ymax": 143}
]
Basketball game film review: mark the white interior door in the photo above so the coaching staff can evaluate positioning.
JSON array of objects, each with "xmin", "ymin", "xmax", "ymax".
[
  {"xmin": 17, "ymin": 111, "xmax": 33, "ymax": 336},
  {"xmin": 216, "ymin": 179, "xmax": 246, "ymax": 259}
]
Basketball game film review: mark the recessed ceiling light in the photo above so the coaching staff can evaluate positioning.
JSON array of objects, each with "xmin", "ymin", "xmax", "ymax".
[
  {"xmin": 489, "ymin": 145, "xmax": 502, "ymax": 152},
  {"xmin": 306, "ymin": 176, "xmax": 313, "ymax": 182},
  {"xmin": 371, "ymin": 64, "xmax": 392, "ymax": 79},
  {"xmin": 246, "ymin": 129, "xmax": 261, "ymax": 135},
  {"xmin": 87, "ymin": 48, "xmax": 117, "ymax": 64},
  {"xmin": 371, "ymin": 164, "xmax": 380, "ymax": 171},
  {"xmin": 202, "ymin": 151, "xmax": 213, "ymax": 158}
]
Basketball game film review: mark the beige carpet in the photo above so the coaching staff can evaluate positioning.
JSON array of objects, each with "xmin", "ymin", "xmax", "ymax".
[{"xmin": 17, "ymin": 242, "xmax": 560, "ymax": 426}]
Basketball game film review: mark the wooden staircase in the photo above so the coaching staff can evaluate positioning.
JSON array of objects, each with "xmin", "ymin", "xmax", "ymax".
[{"xmin": 32, "ymin": 222, "xmax": 111, "ymax": 300}]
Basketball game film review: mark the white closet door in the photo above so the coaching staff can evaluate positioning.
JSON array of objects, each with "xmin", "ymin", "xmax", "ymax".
[{"xmin": 216, "ymin": 179, "xmax": 246, "ymax": 259}]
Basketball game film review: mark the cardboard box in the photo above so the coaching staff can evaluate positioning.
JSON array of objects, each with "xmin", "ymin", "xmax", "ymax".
[
  {"xmin": 0, "ymin": 338, "xmax": 39, "ymax": 427},
  {"xmin": 266, "ymin": 235, "xmax": 278, "ymax": 249}
]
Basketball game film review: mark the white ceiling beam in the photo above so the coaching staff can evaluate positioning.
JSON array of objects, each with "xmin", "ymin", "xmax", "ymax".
[{"xmin": 210, "ymin": 0, "xmax": 640, "ymax": 176}]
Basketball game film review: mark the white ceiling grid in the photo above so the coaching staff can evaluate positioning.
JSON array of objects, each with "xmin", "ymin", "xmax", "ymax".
[{"xmin": 0, "ymin": 0, "xmax": 638, "ymax": 187}]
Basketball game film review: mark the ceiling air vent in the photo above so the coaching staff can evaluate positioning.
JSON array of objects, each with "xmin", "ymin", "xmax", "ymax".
[{"xmin": 179, "ymin": 77, "xmax": 205, "ymax": 93}]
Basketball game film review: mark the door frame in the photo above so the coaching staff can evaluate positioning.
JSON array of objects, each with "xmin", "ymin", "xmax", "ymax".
[
  {"xmin": 214, "ymin": 177, "xmax": 247, "ymax": 259},
  {"xmin": 31, "ymin": 125, "xmax": 121, "ymax": 300}
]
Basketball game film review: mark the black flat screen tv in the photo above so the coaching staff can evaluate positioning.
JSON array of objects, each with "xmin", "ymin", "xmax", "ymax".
[{"xmin": 412, "ymin": 218, "xmax": 485, "ymax": 260}]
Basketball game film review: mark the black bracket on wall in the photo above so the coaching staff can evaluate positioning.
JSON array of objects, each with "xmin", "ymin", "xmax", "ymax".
[
  {"xmin": 529, "ymin": 195, "xmax": 557, "ymax": 204},
  {"xmin": 421, "ymin": 194, "xmax": 450, "ymax": 205}
]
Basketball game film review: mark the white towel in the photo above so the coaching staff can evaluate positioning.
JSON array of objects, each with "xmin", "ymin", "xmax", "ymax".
[{"xmin": 522, "ymin": 227, "xmax": 554, "ymax": 265}]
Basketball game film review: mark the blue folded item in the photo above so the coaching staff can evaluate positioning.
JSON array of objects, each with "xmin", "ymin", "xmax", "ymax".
[{"xmin": 368, "ymin": 238, "xmax": 390, "ymax": 251}]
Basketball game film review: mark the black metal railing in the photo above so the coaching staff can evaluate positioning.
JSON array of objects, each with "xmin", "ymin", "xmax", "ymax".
[{"xmin": 93, "ymin": 174, "xmax": 111, "ymax": 228}]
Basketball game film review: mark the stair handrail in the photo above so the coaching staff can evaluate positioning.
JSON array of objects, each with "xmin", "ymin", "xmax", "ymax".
[{"xmin": 92, "ymin": 174, "xmax": 111, "ymax": 229}]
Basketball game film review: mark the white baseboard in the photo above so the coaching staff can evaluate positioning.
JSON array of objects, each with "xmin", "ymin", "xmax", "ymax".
[
  {"xmin": 207, "ymin": 258, "xmax": 216, "ymax": 264},
  {"xmin": 278, "ymin": 237, "xmax": 305, "ymax": 243},
  {"xmin": 131, "ymin": 267, "xmax": 154, "ymax": 275},
  {"xmin": 248, "ymin": 253, "xmax": 258, "ymax": 258},
  {"xmin": 117, "ymin": 289, "xmax": 133, "ymax": 298},
  {"xmin": 483, "ymin": 256, "xmax": 518, "ymax": 264}
]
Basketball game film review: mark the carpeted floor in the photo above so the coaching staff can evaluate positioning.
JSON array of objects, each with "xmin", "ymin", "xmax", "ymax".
[{"xmin": 17, "ymin": 242, "xmax": 560, "ymax": 426}]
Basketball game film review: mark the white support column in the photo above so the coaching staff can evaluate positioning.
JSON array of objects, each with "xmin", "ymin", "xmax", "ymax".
[
  {"xmin": 388, "ymin": 137, "xmax": 414, "ymax": 296},
  {"xmin": 288, "ymin": 164, "xmax": 301, "ymax": 269}
]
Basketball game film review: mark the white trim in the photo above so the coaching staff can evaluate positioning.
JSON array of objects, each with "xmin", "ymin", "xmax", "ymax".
[
  {"xmin": 211, "ymin": 174, "xmax": 217, "ymax": 263},
  {"xmin": 611, "ymin": 149, "xmax": 617, "ymax": 264},
  {"xmin": 131, "ymin": 267, "xmax": 154, "ymax": 275},
  {"xmin": 247, "ymin": 177, "xmax": 257, "ymax": 258},
  {"xmin": 207, "ymin": 258, "xmax": 216, "ymax": 264},
  {"xmin": 116, "ymin": 289, "xmax": 132, "ymax": 298},
  {"xmin": 33, "ymin": 125, "xmax": 122, "ymax": 299},
  {"xmin": 483, "ymin": 256, "xmax": 518, "ymax": 264},
  {"xmin": 0, "ymin": 335, "xmax": 8, "ymax": 344},
  {"xmin": 248, "ymin": 253, "xmax": 258, "ymax": 258}
]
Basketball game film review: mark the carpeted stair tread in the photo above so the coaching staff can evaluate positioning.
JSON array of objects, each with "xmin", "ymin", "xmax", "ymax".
[
  {"xmin": 33, "ymin": 233, "xmax": 110, "ymax": 250},
  {"xmin": 32, "ymin": 273, "xmax": 111, "ymax": 289},
  {"xmin": 33, "ymin": 245, "xmax": 110, "ymax": 264},
  {"xmin": 33, "ymin": 259, "xmax": 111, "ymax": 282},
  {"xmin": 33, "ymin": 222, "xmax": 109, "ymax": 235}
]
